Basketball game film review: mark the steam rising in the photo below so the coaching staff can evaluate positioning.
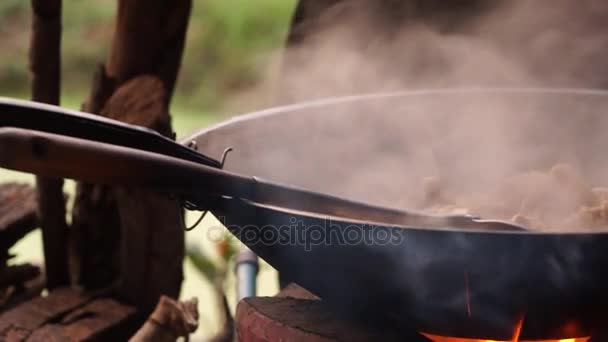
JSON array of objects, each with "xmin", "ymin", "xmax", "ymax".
[
  {"xmin": 265, "ymin": 0, "xmax": 608, "ymax": 231},
  {"xmin": 279, "ymin": 0, "xmax": 608, "ymax": 100}
]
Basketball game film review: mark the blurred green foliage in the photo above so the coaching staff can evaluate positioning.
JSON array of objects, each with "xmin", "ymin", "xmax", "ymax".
[
  {"xmin": 0, "ymin": 0, "xmax": 296, "ymax": 114},
  {"xmin": 186, "ymin": 233, "xmax": 239, "ymax": 285}
]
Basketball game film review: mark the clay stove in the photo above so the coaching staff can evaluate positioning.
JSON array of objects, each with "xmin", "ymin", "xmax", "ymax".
[{"xmin": 235, "ymin": 284, "xmax": 595, "ymax": 342}]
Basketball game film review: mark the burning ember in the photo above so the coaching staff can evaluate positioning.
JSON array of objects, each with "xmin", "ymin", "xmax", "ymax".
[
  {"xmin": 420, "ymin": 333, "xmax": 590, "ymax": 342},
  {"xmin": 421, "ymin": 317, "xmax": 589, "ymax": 342}
]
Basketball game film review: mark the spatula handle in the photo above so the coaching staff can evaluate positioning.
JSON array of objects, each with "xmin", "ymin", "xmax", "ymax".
[
  {"xmin": 0, "ymin": 127, "xmax": 248, "ymax": 197},
  {"xmin": 0, "ymin": 97, "xmax": 220, "ymax": 167},
  {"xmin": 0, "ymin": 127, "xmax": 524, "ymax": 231}
]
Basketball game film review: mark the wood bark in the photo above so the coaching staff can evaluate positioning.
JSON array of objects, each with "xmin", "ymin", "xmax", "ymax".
[
  {"xmin": 72, "ymin": 0, "xmax": 192, "ymax": 317},
  {"xmin": 106, "ymin": 0, "xmax": 192, "ymax": 105},
  {"xmin": 103, "ymin": 75, "xmax": 183, "ymax": 311},
  {"xmin": 29, "ymin": 0, "xmax": 70, "ymax": 290}
]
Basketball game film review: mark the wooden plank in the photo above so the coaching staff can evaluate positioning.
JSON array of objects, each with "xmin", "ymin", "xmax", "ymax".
[
  {"xmin": 0, "ymin": 288, "xmax": 137, "ymax": 341},
  {"xmin": 0, "ymin": 288, "xmax": 90, "ymax": 337},
  {"xmin": 27, "ymin": 298, "xmax": 137, "ymax": 341}
]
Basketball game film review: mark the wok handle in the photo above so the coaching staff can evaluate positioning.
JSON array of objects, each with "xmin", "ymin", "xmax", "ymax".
[
  {"xmin": 0, "ymin": 127, "xmax": 524, "ymax": 230},
  {"xmin": 0, "ymin": 127, "xmax": 422, "ymax": 223},
  {"xmin": 0, "ymin": 96, "xmax": 220, "ymax": 167},
  {"xmin": 0, "ymin": 127, "xmax": 253, "ymax": 197}
]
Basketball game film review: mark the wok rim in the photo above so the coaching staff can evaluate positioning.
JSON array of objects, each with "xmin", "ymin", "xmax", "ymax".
[
  {"xmin": 183, "ymin": 87, "xmax": 608, "ymax": 142},
  {"xmin": 189, "ymin": 87, "xmax": 608, "ymax": 235}
]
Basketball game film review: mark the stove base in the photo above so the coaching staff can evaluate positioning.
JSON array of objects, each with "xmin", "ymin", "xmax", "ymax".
[{"xmin": 235, "ymin": 283, "xmax": 429, "ymax": 342}]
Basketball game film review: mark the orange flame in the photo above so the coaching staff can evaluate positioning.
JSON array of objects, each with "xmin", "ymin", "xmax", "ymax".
[
  {"xmin": 442, "ymin": 284, "xmax": 590, "ymax": 342},
  {"xmin": 420, "ymin": 333, "xmax": 590, "ymax": 342},
  {"xmin": 512, "ymin": 316, "xmax": 525, "ymax": 341},
  {"xmin": 421, "ymin": 317, "xmax": 589, "ymax": 342}
]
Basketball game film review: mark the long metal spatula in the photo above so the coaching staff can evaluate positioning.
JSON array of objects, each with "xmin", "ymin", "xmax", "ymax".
[{"xmin": 0, "ymin": 126, "xmax": 525, "ymax": 232}]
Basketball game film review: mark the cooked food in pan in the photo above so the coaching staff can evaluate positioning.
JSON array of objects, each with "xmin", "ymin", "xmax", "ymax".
[{"xmin": 422, "ymin": 163, "xmax": 608, "ymax": 230}]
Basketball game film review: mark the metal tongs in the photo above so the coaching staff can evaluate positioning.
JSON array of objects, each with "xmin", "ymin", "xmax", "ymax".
[{"xmin": 0, "ymin": 97, "xmax": 525, "ymax": 231}]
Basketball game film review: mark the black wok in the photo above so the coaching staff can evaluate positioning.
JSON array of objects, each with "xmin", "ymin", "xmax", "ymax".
[{"xmin": 2, "ymin": 89, "xmax": 608, "ymax": 340}]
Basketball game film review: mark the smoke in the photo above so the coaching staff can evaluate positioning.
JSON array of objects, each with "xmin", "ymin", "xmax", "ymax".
[
  {"xmin": 278, "ymin": 0, "xmax": 608, "ymax": 100},
  {"xmin": 238, "ymin": 0, "xmax": 608, "ymax": 231}
]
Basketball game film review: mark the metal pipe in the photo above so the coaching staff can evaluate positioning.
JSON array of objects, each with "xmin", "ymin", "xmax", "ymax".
[{"xmin": 235, "ymin": 248, "xmax": 258, "ymax": 302}]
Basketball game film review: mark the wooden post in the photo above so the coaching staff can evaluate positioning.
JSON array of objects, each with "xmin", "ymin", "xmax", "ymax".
[
  {"xmin": 73, "ymin": 0, "xmax": 192, "ymax": 315},
  {"xmin": 106, "ymin": 0, "xmax": 192, "ymax": 105},
  {"xmin": 30, "ymin": 0, "xmax": 70, "ymax": 290}
]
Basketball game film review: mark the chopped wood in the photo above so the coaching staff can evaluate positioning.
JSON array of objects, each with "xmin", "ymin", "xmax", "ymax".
[
  {"xmin": 0, "ymin": 183, "xmax": 38, "ymax": 256},
  {"xmin": 0, "ymin": 288, "xmax": 90, "ymax": 336},
  {"xmin": 129, "ymin": 296, "xmax": 198, "ymax": 342},
  {"xmin": 30, "ymin": 0, "xmax": 70, "ymax": 290}
]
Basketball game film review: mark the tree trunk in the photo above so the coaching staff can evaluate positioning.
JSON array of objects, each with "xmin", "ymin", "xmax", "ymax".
[{"xmin": 72, "ymin": 0, "xmax": 192, "ymax": 315}]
